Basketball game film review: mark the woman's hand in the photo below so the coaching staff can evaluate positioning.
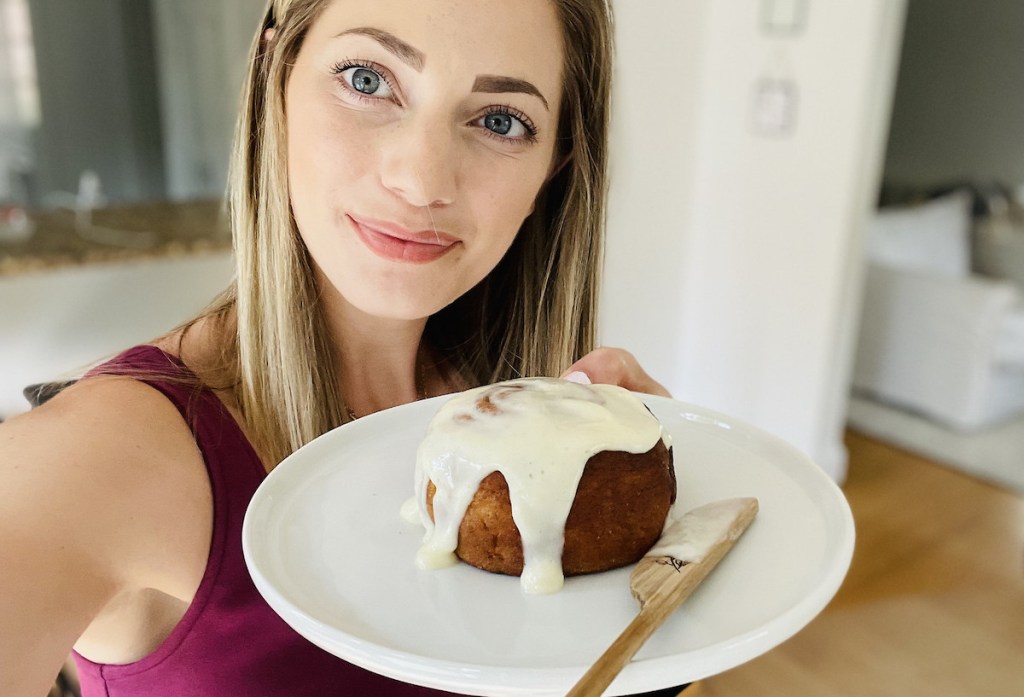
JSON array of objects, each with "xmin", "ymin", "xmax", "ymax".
[{"xmin": 561, "ymin": 347, "xmax": 671, "ymax": 397}]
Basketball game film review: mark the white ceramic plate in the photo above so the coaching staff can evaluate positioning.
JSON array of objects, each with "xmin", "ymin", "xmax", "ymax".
[{"xmin": 243, "ymin": 394, "xmax": 854, "ymax": 696}]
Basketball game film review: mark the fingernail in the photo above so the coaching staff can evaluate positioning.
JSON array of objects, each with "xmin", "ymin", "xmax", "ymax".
[{"xmin": 563, "ymin": 371, "xmax": 591, "ymax": 385}]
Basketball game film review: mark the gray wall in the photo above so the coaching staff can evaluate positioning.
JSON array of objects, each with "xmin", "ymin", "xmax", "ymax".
[
  {"xmin": 24, "ymin": 0, "xmax": 263, "ymax": 205},
  {"xmin": 883, "ymin": 0, "xmax": 1024, "ymax": 188},
  {"xmin": 28, "ymin": 0, "xmax": 165, "ymax": 204}
]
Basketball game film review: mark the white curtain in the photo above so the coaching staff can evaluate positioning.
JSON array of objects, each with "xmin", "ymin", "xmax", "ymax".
[
  {"xmin": 0, "ymin": 0, "xmax": 38, "ymax": 203},
  {"xmin": 149, "ymin": 0, "xmax": 263, "ymax": 201}
]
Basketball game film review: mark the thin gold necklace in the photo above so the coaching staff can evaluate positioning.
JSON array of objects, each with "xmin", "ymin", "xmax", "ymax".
[{"xmin": 344, "ymin": 359, "xmax": 429, "ymax": 422}]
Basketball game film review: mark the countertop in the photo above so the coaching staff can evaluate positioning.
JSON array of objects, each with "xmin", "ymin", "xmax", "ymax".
[{"xmin": 0, "ymin": 199, "xmax": 232, "ymax": 276}]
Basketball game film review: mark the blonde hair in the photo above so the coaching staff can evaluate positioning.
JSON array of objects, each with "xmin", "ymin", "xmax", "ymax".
[{"xmin": 200, "ymin": 0, "xmax": 615, "ymax": 466}]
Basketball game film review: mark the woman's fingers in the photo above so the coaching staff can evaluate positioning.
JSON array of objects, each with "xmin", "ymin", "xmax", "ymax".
[{"xmin": 560, "ymin": 347, "xmax": 671, "ymax": 397}]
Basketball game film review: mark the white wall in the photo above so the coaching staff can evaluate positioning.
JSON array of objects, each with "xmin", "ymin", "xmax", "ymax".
[
  {"xmin": 0, "ymin": 253, "xmax": 234, "ymax": 418},
  {"xmin": 604, "ymin": 0, "xmax": 907, "ymax": 481},
  {"xmin": 601, "ymin": 1, "xmax": 710, "ymax": 397}
]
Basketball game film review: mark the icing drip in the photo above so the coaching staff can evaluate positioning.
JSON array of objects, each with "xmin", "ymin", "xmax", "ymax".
[{"xmin": 410, "ymin": 377, "xmax": 669, "ymax": 594}]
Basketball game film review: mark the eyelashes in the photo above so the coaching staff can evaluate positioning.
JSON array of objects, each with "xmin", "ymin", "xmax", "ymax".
[{"xmin": 328, "ymin": 59, "xmax": 540, "ymax": 145}]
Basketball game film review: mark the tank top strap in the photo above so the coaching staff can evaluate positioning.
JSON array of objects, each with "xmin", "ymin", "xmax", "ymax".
[
  {"xmin": 90, "ymin": 343, "xmax": 265, "ymax": 480},
  {"xmin": 89, "ymin": 344, "xmax": 267, "ymax": 504}
]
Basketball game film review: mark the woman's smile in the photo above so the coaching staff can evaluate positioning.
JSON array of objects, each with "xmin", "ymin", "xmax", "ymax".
[{"xmin": 346, "ymin": 212, "xmax": 461, "ymax": 264}]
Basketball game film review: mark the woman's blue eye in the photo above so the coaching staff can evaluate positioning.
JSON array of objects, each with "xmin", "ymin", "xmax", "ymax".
[
  {"xmin": 351, "ymin": 68, "xmax": 381, "ymax": 94},
  {"xmin": 338, "ymin": 65, "xmax": 393, "ymax": 99},
  {"xmin": 485, "ymin": 113, "xmax": 514, "ymax": 135},
  {"xmin": 480, "ymin": 111, "xmax": 530, "ymax": 139}
]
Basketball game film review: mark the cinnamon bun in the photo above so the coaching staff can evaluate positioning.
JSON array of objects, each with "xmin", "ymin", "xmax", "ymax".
[{"xmin": 409, "ymin": 377, "xmax": 675, "ymax": 593}]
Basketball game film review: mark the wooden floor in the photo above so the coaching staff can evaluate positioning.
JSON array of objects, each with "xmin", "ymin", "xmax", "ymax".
[{"xmin": 694, "ymin": 430, "xmax": 1024, "ymax": 697}]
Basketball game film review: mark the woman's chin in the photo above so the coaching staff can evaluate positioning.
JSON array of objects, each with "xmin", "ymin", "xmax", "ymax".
[{"xmin": 341, "ymin": 287, "xmax": 455, "ymax": 322}]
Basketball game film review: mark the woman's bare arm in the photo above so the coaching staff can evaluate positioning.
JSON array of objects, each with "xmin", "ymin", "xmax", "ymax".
[{"xmin": 0, "ymin": 378, "xmax": 211, "ymax": 696}]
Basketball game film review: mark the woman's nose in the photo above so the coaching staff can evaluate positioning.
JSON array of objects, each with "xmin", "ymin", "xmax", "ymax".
[{"xmin": 379, "ymin": 118, "xmax": 457, "ymax": 208}]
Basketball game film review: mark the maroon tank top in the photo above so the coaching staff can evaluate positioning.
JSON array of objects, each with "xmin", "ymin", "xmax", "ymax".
[{"xmin": 72, "ymin": 346, "xmax": 448, "ymax": 696}]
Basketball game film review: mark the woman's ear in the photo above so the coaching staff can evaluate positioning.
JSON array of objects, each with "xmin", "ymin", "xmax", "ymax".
[{"xmin": 263, "ymin": 27, "xmax": 277, "ymax": 44}]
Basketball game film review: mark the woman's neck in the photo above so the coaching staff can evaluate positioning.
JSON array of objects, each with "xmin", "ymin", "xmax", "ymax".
[
  {"xmin": 336, "ymin": 323, "xmax": 428, "ymax": 418},
  {"xmin": 323, "ymin": 284, "xmax": 430, "ymax": 419}
]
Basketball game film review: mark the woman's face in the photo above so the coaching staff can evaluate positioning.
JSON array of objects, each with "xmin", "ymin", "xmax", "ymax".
[{"xmin": 285, "ymin": 0, "xmax": 564, "ymax": 320}]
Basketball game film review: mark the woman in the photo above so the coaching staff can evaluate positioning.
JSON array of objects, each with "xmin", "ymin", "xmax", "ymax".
[{"xmin": 0, "ymin": 0, "xmax": 674, "ymax": 695}]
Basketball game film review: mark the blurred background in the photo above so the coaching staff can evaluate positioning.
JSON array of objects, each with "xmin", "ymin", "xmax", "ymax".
[{"xmin": 1, "ymin": 0, "xmax": 1022, "ymax": 484}]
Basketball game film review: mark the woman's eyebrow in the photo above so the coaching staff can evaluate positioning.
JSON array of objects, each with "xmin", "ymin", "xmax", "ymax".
[
  {"xmin": 334, "ymin": 27, "xmax": 425, "ymax": 71},
  {"xmin": 473, "ymin": 75, "xmax": 550, "ymax": 111}
]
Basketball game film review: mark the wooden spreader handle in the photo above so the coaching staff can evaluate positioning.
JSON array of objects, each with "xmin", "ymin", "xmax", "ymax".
[{"xmin": 566, "ymin": 498, "xmax": 758, "ymax": 697}]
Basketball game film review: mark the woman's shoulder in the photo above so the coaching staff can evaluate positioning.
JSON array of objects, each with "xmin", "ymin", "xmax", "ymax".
[
  {"xmin": 0, "ymin": 365, "xmax": 213, "ymax": 587},
  {"xmin": 9, "ymin": 366, "xmax": 200, "ymax": 463}
]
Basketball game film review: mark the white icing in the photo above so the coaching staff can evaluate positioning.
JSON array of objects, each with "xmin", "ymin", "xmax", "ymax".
[
  {"xmin": 647, "ymin": 498, "xmax": 756, "ymax": 563},
  {"xmin": 412, "ymin": 377, "xmax": 668, "ymax": 594}
]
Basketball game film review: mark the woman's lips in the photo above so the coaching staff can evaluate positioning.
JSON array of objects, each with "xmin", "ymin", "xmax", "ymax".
[{"xmin": 347, "ymin": 214, "xmax": 460, "ymax": 264}]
